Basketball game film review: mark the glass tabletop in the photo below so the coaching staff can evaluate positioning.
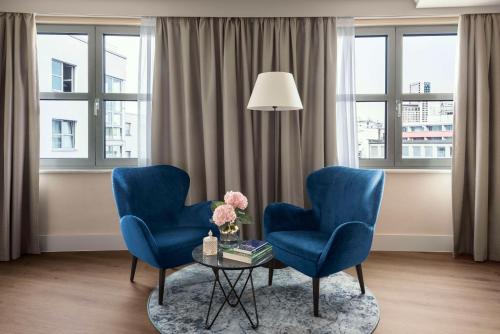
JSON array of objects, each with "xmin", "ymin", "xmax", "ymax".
[{"xmin": 192, "ymin": 244, "xmax": 273, "ymax": 270}]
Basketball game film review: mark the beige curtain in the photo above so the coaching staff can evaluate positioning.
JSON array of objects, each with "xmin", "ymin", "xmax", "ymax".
[
  {"xmin": 0, "ymin": 13, "xmax": 40, "ymax": 261},
  {"xmin": 453, "ymin": 14, "xmax": 500, "ymax": 261},
  {"xmin": 152, "ymin": 17, "xmax": 337, "ymax": 239}
]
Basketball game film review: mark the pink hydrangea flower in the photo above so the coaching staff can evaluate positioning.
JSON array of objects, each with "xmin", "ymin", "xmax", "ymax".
[
  {"xmin": 224, "ymin": 191, "xmax": 248, "ymax": 210},
  {"xmin": 212, "ymin": 204, "xmax": 237, "ymax": 226}
]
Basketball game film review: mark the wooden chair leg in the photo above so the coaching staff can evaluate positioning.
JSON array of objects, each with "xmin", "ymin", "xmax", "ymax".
[
  {"xmin": 268, "ymin": 259, "xmax": 274, "ymax": 286},
  {"xmin": 313, "ymin": 277, "xmax": 320, "ymax": 317},
  {"xmin": 356, "ymin": 264, "xmax": 365, "ymax": 294},
  {"xmin": 130, "ymin": 256, "xmax": 138, "ymax": 282},
  {"xmin": 158, "ymin": 268, "xmax": 166, "ymax": 305}
]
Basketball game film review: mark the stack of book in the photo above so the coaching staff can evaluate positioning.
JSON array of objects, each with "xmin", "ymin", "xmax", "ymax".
[{"xmin": 222, "ymin": 240, "xmax": 272, "ymax": 264}]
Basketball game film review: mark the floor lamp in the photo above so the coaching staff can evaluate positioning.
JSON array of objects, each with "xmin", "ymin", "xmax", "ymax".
[{"xmin": 247, "ymin": 72, "xmax": 303, "ymax": 201}]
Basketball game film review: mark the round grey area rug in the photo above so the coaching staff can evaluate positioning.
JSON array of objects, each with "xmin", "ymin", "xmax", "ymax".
[{"xmin": 147, "ymin": 264, "xmax": 379, "ymax": 334}]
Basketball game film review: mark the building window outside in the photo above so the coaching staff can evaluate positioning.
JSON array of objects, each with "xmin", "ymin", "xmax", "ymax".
[
  {"xmin": 437, "ymin": 146, "xmax": 446, "ymax": 158},
  {"xmin": 413, "ymin": 146, "xmax": 421, "ymax": 157},
  {"xmin": 106, "ymin": 145, "xmax": 122, "ymax": 158},
  {"xmin": 105, "ymin": 75, "xmax": 124, "ymax": 93},
  {"xmin": 52, "ymin": 119, "xmax": 75, "ymax": 150},
  {"xmin": 125, "ymin": 122, "xmax": 132, "ymax": 136},
  {"xmin": 356, "ymin": 25, "xmax": 457, "ymax": 168},
  {"xmin": 52, "ymin": 59, "xmax": 75, "ymax": 92}
]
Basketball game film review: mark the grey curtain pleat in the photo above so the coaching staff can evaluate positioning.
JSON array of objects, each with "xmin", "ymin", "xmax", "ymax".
[
  {"xmin": 0, "ymin": 13, "xmax": 40, "ymax": 261},
  {"xmin": 152, "ymin": 17, "xmax": 337, "ymax": 239},
  {"xmin": 453, "ymin": 14, "xmax": 500, "ymax": 261}
]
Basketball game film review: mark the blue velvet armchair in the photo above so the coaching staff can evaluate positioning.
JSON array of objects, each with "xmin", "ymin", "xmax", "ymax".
[
  {"xmin": 112, "ymin": 165, "xmax": 219, "ymax": 305},
  {"xmin": 264, "ymin": 166, "xmax": 385, "ymax": 316}
]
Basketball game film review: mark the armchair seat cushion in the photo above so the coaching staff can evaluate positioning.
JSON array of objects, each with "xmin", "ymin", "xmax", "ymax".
[
  {"xmin": 155, "ymin": 227, "xmax": 210, "ymax": 267},
  {"xmin": 267, "ymin": 230, "xmax": 330, "ymax": 262}
]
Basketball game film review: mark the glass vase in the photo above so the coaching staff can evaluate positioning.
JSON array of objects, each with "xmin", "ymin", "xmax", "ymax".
[{"xmin": 218, "ymin": 223, "xmax": 240, "ymax": 250}]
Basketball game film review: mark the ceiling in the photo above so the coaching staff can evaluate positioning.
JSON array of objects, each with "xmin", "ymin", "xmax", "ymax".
[
  {"xmin": 415, "ymin": 0, "xmax": 500, "ymax": 8},
  {"xmin": 2, "ymin": 0, "xmax": 500, "ymax": 18}
]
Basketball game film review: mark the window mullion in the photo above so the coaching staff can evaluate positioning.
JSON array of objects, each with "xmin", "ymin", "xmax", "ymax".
[{"xmin": 93, "ymin": 26, "xmax": 103, "ymax": 168}]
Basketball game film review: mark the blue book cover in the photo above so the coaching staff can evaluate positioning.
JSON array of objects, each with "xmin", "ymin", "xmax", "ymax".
[{"xmin": 234, "ymin": 240, "xmax": 269, "ymax": 254}]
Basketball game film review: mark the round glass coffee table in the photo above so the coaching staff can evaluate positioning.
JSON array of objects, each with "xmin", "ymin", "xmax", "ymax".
[{"xmin": 192, "ymin": 244, "xmax": 273, "ymax": 329}]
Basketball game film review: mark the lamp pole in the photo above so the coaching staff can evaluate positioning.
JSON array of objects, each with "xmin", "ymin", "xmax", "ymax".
[
  {"xmin": 273, "ymin": 106, "xmax": 279, "ymax": 202},
  {"xmin": 247, "ymin": 72, "xmax": 303, "ymax": 205}
]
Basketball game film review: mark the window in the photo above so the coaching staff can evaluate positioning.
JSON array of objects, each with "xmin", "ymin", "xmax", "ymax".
[
  {"xmin": 125, "ymin": 122, "xmax": 132, "ymax": 136},
  {"xmin": 51, "ymin": 59, "xmax": 75, "ymax": 92},
  {"xmin": 52, "ymin": 119, "xmax": 76, "ymax": 150},
  {"xmin": 425, "ymin": 146, "xmax": 433, "ymax": 158},
  {"xmin": 37, "ymin": 25, "xmax": 139, "ymax": 168},
  {"xmin": 356, "ymin": 25, "xmax": 457, "ymax": 168},
  {"xmin": 105, "ymin": 75, "xmax": 124, "ymax": 93},
  {"xmin": 106, "ymin": 145, "xmax": 122, "ymax": 158}
]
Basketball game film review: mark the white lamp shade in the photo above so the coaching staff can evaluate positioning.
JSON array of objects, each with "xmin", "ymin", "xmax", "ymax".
[{"xmin": 247, "ymin": 72, "xmax": 303, "ymax": 111}]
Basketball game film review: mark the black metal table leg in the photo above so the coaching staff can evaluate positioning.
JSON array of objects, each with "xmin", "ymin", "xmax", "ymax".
[{"xmin": 205, "ymin": 268, "xmax": 260, "ymax": 330}]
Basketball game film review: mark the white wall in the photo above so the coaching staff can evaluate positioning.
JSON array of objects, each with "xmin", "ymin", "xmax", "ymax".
[
  {"xmin": 1, "ymin": 0, "xmax": 500, "ymax": 17},
  {"xmin": 38, "ymin": 170, "xmax": 453, "ymax": 252}
]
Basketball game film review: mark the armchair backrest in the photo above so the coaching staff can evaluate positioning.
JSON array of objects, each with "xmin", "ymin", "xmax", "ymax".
[
  {"xmin": 306, "ymin": 166, "xmax": 385, "ymax": 234},
  {"xmin": 112, "ymin": 165, "xmax": 190, "ymax": 229}
]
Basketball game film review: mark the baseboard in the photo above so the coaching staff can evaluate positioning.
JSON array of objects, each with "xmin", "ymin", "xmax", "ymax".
[
  {"xmin": 40, "ymin": 233, "xmax": 126, "ymax": 252},
  {"xmin": 372, "ymin": 234, "xmax": 453, "ymax": 252},
  {"xmin": 40, "ymin": 233, "xmax": 453, "ymax": 253}
]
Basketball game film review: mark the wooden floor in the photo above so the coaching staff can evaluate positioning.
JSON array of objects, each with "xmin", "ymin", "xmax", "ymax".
[{"xmin": 1, "ymin": 251, "xmax": 499, "ymax": 334}]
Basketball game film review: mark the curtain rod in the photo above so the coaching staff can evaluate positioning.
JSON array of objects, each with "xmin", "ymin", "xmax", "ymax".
[{"xmin": 35, "ymin": 15, "xmax": 458, "ymax": 26}]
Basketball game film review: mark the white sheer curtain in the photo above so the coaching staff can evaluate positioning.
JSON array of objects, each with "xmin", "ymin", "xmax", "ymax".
[
  {"xmin": 336, "ymin": 17, "xmax": 359, "ymax": 168},
  {"xmin": 138, "ymin": 17, "xmax": 156, "ymax": 166}
]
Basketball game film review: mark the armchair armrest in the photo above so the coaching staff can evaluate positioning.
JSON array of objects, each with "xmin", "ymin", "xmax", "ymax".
[
  {"xmin": 120, "ymin": 215, "xmax": 161, "ymax": 268},
  {"xmin": 318, "ymin": 221, "xmax": 374, "ymax": 276},
  {"xmin": 178, "ymin": 201, "xmax": 220, "ymax": 236},
  {"xmin": 263, "ymin": 202, "xmax": 316, "ymax": 236}
]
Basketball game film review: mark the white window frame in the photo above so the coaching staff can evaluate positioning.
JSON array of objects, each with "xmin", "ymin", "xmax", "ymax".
[
  {"xmin": 356, "ymin": 25, "xmax": 457, "ymax": 169},
  {"xmin": 52, "ymin": 119, "xmax": 76, "ymax": 151},
  {"xmin": 38, "ymin": 24, "xmax": 139, "ymax": 169}
]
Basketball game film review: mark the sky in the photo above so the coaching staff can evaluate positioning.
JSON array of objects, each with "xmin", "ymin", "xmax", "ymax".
[{"xmin": 355, "ymin": 34, "xmax": 457, "ymax": 95}]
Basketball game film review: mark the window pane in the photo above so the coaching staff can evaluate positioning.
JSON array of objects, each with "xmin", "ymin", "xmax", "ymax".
[
  {"xmin": 63, "ymin": 64, "xmax": 73, "ymax": 79},
  {"xmin": 104, "ymin": 101, "xmax": 138, "ymax": 159},
  {"xmin": 52, "ymin": 136, "xmax": 62, "ymax": 149},
  {"xmin": 52, "ymin": 119, "xmax": 61, "ymax": 134},
  {"xmin": 40, "ymin": 100, "xmax": 88, "ymax": 158},
  {"xmin": 355, "ymin": 36, "xmax": 386, "ymax": 94},
  {"xmin": 61, "ymin": 120, "xmax": 72, "ymax": 135},
  {"xmin": 37, "ymin": 34, "xmax": 88, "ymax": 93},
  {"xmin": 357, "ymin": 102, "xmax": 386, "ymax": 159},
  {"xmin": 51, "ymin": 60, "xmax": 62, "ymax": 76},
  {"xmin": 104, "ymin": 35, "xmax": 139, "ymax": 93},
  {"xmin": 402, "ymin": 101, "xmax": 454, "ymax": 159},
  {"xmin": 61, "ymin": 135, "xmax": 74, "ymax": 149},
  {"xmin": 52, "ymin": 76, "xmax": 62, "ymax": 91},
  {"xmin": 402, "ymin": 34, "xmax": 457, "ymax": 94}
]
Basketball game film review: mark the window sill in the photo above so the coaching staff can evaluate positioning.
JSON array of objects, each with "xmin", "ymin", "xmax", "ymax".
[
  {"xmin": 39, "ymin": 169, "xmax": 113, "ymax": 174},
  {"xmin": 38, "ymin": 168, "xmax": 451, "ymax": 175},
  {"xmin": 383, "ymin": 168, "xmax": 451, "ymax": 174}
]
